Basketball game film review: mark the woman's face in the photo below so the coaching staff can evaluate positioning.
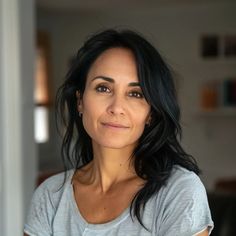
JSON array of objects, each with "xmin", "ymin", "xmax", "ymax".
[{"xmin": 77, "ymin": 47, "xmax": 151, "ymax": 150}]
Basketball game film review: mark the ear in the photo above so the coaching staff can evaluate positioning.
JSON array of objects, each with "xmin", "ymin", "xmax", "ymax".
[{"xmin": 76, "ymin": 91, "xmax": 83, "ymax": 113}]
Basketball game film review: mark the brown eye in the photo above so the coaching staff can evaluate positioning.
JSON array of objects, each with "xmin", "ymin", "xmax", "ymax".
[
  {"xmin": 95, "ymin": 85, "xmax": 111, "ymax": 93},
  {"xmin": 128, "ymin": 91, "xmax": 144, "ymax": 99}
]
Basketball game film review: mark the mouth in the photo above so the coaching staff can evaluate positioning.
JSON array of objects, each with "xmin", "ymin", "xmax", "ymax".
[{"xmin": 101, "ymin": 122, "xmax": 130, "ymax": 129}]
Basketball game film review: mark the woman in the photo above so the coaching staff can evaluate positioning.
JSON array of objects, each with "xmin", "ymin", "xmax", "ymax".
[{"xmin": 24, "ymin": 29, "xmax": 214, "ymax": 236}]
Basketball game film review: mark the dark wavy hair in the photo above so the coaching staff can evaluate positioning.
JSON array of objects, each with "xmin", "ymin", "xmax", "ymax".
[{"xmin": 56, "ymin": 28, "xmax": 200, "ymax": 230}]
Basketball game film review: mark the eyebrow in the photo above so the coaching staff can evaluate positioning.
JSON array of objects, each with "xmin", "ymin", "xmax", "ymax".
[{"xmin": 91, "ymin": 76, "xmax": 140, "ymax": 87}]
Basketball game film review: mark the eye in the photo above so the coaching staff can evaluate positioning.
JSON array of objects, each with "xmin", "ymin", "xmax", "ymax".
[
  {"xmin": 128, "ymin": 91, "xmax": 144, "ymax": 99},
  {"xmin": 95, "ymin": 85, "xmax": 111, "ymax": 93}
]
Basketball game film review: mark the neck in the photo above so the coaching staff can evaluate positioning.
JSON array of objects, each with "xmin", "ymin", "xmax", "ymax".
[{"xmin": 86, "ymin": 142, "xmax": 137, "ymax": 193}]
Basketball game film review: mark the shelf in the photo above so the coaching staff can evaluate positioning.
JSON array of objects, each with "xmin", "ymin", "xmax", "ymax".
[{"xmin": 196, "ymin": 107, "xmax": 236, "ymax": 117}]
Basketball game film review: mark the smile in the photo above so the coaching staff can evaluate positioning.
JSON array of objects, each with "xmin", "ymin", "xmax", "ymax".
[{"xmin": 101, "ymin": 122, "xmax": 130, "ymax": 129}]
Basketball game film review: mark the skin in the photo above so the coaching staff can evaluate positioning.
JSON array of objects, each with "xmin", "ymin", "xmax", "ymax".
[
  {"xmin": 76, "ymin": 47, "xmax": 151, "ymax": 191},
  {"xmin": 71, "ymin": 48, "xmax": 151, "ymax": 223},
  {"xmin": 24, "ymin": 47, "xmax": 209, "ymax": 235}
]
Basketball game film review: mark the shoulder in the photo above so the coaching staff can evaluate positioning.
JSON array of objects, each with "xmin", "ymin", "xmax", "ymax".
[
  {"xmin": 161, "ymin": 165, "xmax": 209, "ymax": 209},
  {"xmin": 32, "ymin": 170, "xmax": 74, "ymax": 211},
  {"xmin": 154, "ymin": 165, "xmax": 208, "ymax": 209},
  {"xmin": 165, "ymin": 165, "xmax": 205, "ymax": 194},
  {"xmin": 36, "ymin": 170, "xmax": 74, "ymax": 192},
  {"xmin": 38, "ymin": 170, "xmax": 74, "ymax": 190},
  {"xmin": 154, "ymin": 165, "xmax": 214, "ymax": 235},
  {"xmin": 24, "ymin": 170, "xmax": 75, "ymax": 235},
  {"xmin": 170, "ymin": 164, "xmax": 201, "ymax": 181}
]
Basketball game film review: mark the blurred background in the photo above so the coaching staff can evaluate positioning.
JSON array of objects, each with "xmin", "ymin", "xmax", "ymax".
[{"xmin": 0, "ymin": 0, "xmax": 236, "ymax": 235}]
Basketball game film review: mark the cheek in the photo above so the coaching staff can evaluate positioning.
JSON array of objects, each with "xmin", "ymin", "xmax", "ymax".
[
  {"xmin": 81, "ymin": 98, "xmax": 101, "ymax": 134},
  {"xmin": 133, "ymin": 111, "xmax": 150, "ymax": 134},
  {"xmin": 82, "ymin": 105, "xmax": 97, "ymax": 127},
  {"xmin": 81, "ymin": 93, "xmax": 97, "ymax": 117},
  {"xmin": 81, "ymin": 113, "xmax": 97, "ymax": 141},
  {"xmin": 135, "ymin": 109, "xmax": 150, "ymax": 133},
  {"xmin": 135, "ymin": 106, "xmax": 150, "ymax": 125}
]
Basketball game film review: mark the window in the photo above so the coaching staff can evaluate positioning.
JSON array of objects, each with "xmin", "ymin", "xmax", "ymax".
[{"xmin": 34, "ymin": 31, "xmax": 51, "ymax": 143}]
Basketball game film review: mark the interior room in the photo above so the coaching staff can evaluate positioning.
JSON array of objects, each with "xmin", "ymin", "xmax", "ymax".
[{"xmin": 0, "ymin": 0, "xmax": 235, "ymax": 235}]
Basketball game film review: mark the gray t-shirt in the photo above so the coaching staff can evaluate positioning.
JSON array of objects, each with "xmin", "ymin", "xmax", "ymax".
[{"xmin": 24, "ymin": 165, "xmax": 214, "ymax": 236}]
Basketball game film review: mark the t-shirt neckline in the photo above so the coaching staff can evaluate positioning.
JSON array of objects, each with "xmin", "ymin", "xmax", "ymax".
[{"xmin": 68, "ymin": 171, "xmax": 130, "ymax": 231}]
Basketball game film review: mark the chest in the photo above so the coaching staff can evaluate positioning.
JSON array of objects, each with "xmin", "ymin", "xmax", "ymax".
[
  {"xmin": 52, "ymin": 184, "xmax": 158, "ymax": 236},
  {"xmin": 73, "ymin": 184, "xmax": 137, "ymax": 224},
  {"xmin": 52, "ymin": 194, "xmax": 156, "ymax": 236}
]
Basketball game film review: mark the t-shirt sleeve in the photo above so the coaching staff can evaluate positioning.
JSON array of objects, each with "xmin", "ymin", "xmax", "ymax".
[
  {"xmin": 24, "ymin": 180, "xmax": 55, "ymax": 236},
  {"xmin": 158, "ymin": 170, "xmax": 214, "ymax": 236}
]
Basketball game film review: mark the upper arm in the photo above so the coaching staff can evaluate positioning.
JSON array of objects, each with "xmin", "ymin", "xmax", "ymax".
[
  {"xmin": 195, "ymin": 228, "xmax": 209, "ymax": 236},
  {"xmin": 24, "ymin": 182, "xmax": 54, "ymax": 235},
  {"xmin": 157, "ymin": 170, "xmax": 214, "ymax": 236}
]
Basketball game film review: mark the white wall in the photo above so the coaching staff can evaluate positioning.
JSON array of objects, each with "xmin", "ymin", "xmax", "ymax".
[
  {"xmin": 0, "ymin": 0, "xmax": 36, "ymax": 235},
  {"xmin": 37, "ymin": 1, "xmax": 236, "ymax": 190},
  {"xmin": 0, "ymin": 0, "xmax": 3, "ymax": 231}
]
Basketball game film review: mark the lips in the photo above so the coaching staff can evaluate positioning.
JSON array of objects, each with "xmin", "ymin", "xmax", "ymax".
[{"xmin": 101, "ymin": 122, "xmax": 129, "ymax": 129}]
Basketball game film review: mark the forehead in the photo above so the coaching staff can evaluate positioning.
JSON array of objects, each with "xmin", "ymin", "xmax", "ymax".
[{"xmin": 86, "ymin": 47, "xmax": 139, "ymax": 83}]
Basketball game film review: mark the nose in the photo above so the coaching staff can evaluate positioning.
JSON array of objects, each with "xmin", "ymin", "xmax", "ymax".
[{"xmin": 107, "ymin": 94, "xmax": 125, "ymax": 116}]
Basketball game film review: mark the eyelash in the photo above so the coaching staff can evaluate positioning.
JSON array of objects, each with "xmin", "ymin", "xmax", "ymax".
[
  {"xmin": 95, "ymin": 85, "xmax": 111, "ymax": 93},
  {"xmin": 95, "ymin": 85, "xmax": 144, "ymax": 99},
  {"xmin": 128, "ymin": 91, "xmax": 144, "ymax": 98}
]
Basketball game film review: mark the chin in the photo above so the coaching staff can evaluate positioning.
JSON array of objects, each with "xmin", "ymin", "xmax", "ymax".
[{"xmin": 94, "ymin": 139, "xmax": 137, "ymax": 150}]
